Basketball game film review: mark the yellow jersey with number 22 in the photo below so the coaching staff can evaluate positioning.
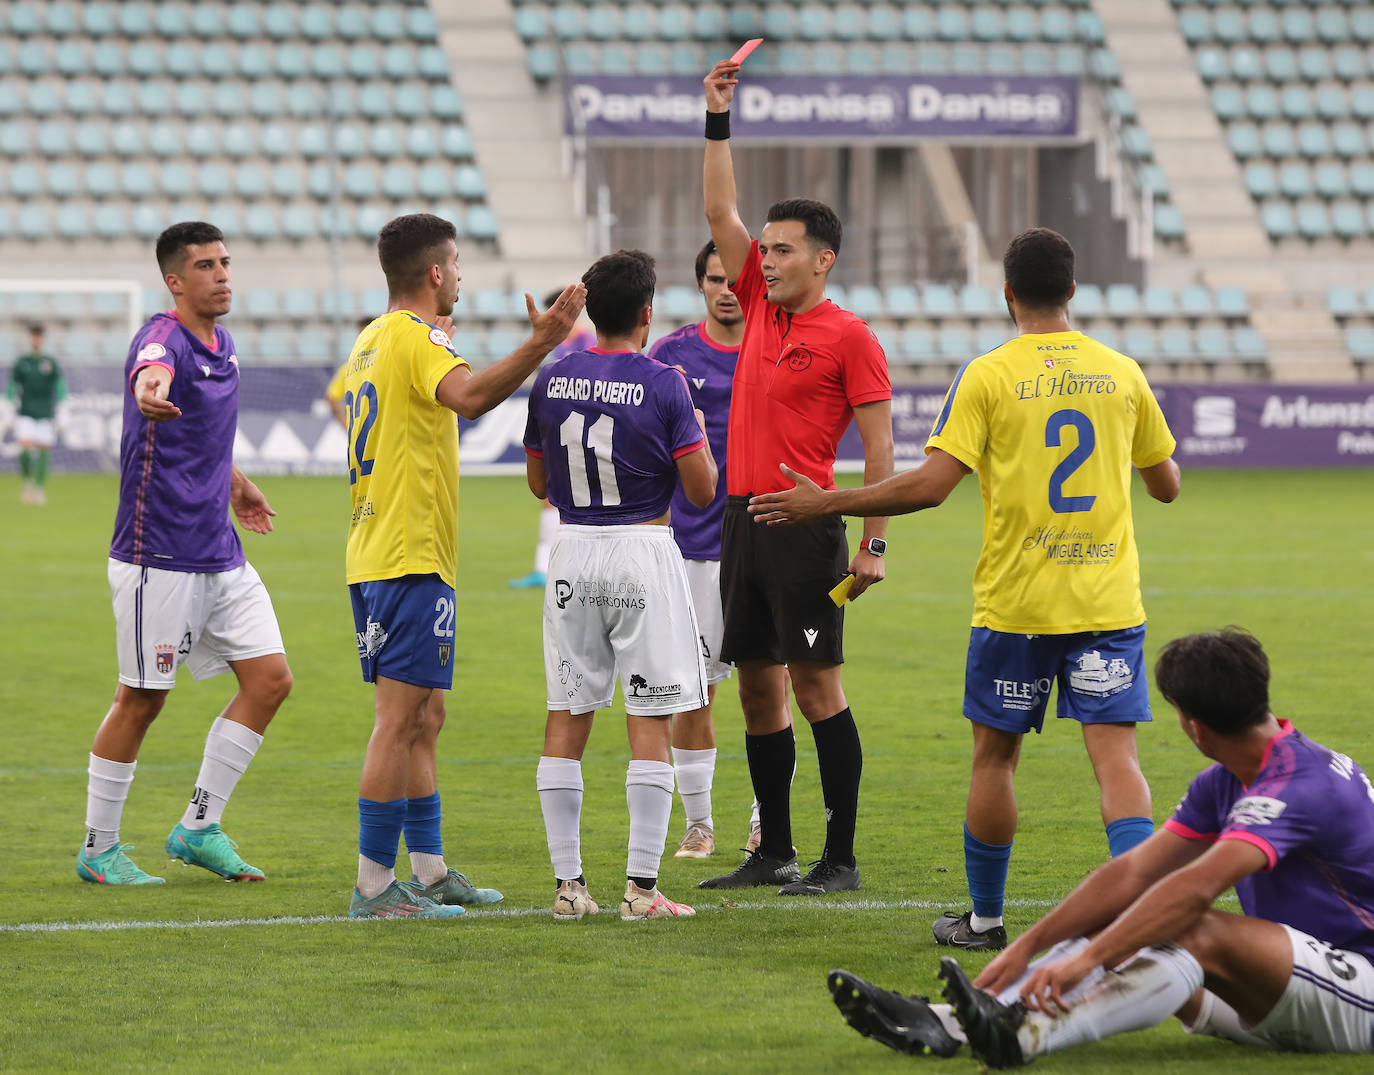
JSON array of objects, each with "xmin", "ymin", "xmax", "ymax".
[
  {"xmin": 926, "ymin": 331, "xmax": 1175, "ymax": 635},
  {"xmin": 344, "ymin": 310, "xmax": 468, "ymax": 587}
]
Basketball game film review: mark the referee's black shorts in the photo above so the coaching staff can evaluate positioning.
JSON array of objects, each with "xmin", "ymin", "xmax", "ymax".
[{"xmin": 719, "ymin": 495, "xmax": 848, "ymax": 666}]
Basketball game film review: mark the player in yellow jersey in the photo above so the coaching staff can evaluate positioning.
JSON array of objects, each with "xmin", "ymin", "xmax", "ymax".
[
  {"xmin": 324, "ymin": 318, "xmax": 374, "ymax": 428},
  {"xmin": 345, "ymin": 212, "xmax": 587, "ymax": 919},
  {"xmin": 747, "ymin": 227, "xmax": 1180, "ymax": 949}
]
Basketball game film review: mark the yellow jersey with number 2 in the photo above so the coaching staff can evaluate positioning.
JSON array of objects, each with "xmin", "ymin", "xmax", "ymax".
[
  {"xmin": 926, "ymin": 330, "xmax": 1175, "ymax": 635},
  {"xmin": 344, "ymin": 310, "xmax": 468, "ymax": 587}
]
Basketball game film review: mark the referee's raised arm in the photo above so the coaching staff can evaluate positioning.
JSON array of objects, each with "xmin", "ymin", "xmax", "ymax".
[{"xmin": 702, "ymin": 60, "xmax": 752, "ymax": 283}]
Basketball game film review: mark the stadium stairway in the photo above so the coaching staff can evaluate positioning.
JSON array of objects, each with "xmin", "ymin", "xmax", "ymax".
[
  {"xmin": 432, "ymin": 0, "xmax": 589, "ymax": 289},
  {"xmin": 1097, "ymin": 0, "xmax": 1354, "ymax": 380}
]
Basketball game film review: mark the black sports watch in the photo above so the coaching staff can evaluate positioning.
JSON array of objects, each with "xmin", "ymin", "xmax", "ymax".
[{"xmin": 860, "ymin": 537, "xmax": 886, "ymax": 557}]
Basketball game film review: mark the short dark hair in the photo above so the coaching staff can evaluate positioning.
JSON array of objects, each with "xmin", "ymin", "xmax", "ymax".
[
  {"xmin": 27, "ymin": 324, "xmax": 44, "ymax": 337},
  {"xmin": 1154, "ymin": 628, "xmax": 1271, "ymax": 735},
  {"xmin": 765, "ymin": 198, "xmax": 843, "ymax": 257},
  {"xmin": 542, "ymin": 288, "xmax": 564, "ymax": 311},
  {"xmin": 156, "ymin": 221, "xmax": 225, "ymax": 275},
  {"xmin": 693, "ymin": 240, "xmax": 719, "ymax": 285},
  {"xmin": 581, "ymin": 249, "xmax": 656, "ymax": 337},
  {"xmin": 377, "ymin": 213, "xmax": 457, "ymax": 295},
  {"xmin": 1004, "ymin": 227, "xmax": 1075, "ymax": 309}
]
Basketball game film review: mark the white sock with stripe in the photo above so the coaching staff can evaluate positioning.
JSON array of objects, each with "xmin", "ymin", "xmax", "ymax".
[{"xmin": 180, "ymin": 717, "xmax": 263, "ymax": 830}]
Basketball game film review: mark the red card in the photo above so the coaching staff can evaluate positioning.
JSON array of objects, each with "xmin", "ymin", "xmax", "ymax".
[{"xmin": 729, "ymin": 38, "xmax": 764, "ymax": 66}]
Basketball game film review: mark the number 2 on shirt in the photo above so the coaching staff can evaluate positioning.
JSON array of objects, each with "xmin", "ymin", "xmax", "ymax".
[
  {"xmin": 559, "ymin": 411, "xmax": 621, "ymax": 507},
  {"xmin": 1045, "ymin": 409, "xmax": 1096, "ymax": 513},
  {"xmin": 345, "ymin": 381, "xmax": 379, "ymax": 486}
]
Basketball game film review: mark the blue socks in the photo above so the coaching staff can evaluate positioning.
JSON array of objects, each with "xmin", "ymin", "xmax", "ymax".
[
  {"xmin": 404, "ymin": 791, "xmax": 443, "ymax": 855},
  {"xmin": 358, "ymin": 797, "xmax": 407, "ymax": 869},
  {"xmin": 1106, "ymin": 815, "xmax": 1154, "ymax": 857},
  {"xmin": 964, "ymin": 823, "xmax": 1013, "ymax": 919}
]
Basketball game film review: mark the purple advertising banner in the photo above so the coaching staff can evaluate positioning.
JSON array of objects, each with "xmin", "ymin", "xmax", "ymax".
[
  {"xmin": 4, "ymin": 373, "xmax": 1370, "ymax": 476},
  {"xmin": 566, "ymin": 75, "xmax": 1080, "ymax": 141}
]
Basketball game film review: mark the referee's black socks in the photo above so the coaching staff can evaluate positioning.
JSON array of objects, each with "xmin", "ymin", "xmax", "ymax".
[
  {"xmin": 745, "ymin": 726, "xmax": 796, "ymax": 860},
  {"xmin": 812, "ymin": 707, "xmax": 862, "ymax": 867}
]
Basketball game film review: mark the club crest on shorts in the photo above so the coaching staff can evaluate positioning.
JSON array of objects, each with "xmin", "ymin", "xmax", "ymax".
[
  {"xmin": 155, "ymin": 643, "xmax": 175, "ymax": 674},
  {"xmin": 357, "ymin": 619, "xmax": 388, "ymax": 658},
  {"xmin": 437, "ymin": 642, "xmax": 451, "ymax": 667}
]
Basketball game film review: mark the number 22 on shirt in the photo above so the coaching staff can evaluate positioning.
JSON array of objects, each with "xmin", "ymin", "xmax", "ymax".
[{"xmin": 345, "ymin": 382, "xmax": 378, "ymax": 485}]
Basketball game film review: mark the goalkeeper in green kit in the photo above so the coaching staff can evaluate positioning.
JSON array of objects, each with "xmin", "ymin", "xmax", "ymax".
[{"xmin": 8, "ymin": 324, "xmax": 66, "ymax": 506}]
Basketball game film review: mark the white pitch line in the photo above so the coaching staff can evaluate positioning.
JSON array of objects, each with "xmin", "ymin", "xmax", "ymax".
[{"xmin": 0, "ymin": 898, "xmax": 1060, "ymax": 934}]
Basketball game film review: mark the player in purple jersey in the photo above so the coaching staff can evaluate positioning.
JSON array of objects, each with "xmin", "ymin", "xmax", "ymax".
[
  {"xmin": 826, "ymin": 628, "xmax": 1374, "ymax": 1064},
  {"xmin": 526, "ymin": 250, "xmax": 719, "ymax": 921},
  {"xmin": 77, "ymin": 222, "xmax": 292, "ymax": 887},
  {"xmin": 646, "ymin": 240, "xmax": 748, "ymax": 860},
  {"xmin": 509, "ymin": 292, "xmax": 599, "ymax": 590}
]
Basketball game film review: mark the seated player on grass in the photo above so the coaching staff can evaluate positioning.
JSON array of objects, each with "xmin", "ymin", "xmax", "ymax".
[{"xmin": 827, "ymin": 628, "xmax": 1374, "ymax": 1066}]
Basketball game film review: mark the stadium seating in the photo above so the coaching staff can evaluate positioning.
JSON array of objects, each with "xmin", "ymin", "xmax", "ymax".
[
  {"xmin": 0, "ymin": 1, "xmax": 496, "ymax": 248},
  {"xmin": 1176, "ymin": 0, "xmax": 1374, "ymax": 241}
]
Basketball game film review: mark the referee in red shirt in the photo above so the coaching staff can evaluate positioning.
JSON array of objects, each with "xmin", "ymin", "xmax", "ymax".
[{"xmin": 697, "ymin": 58, "xmax": 894, "ymax": 895}]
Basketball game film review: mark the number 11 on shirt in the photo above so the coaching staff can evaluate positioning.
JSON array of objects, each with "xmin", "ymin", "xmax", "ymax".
[{"xmin": 560, "ymin": 410, "xmax": 621, "ymax": 507}]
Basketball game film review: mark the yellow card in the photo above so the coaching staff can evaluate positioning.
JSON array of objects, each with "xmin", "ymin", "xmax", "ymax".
[{"xmin": 828, "ymin": 573, "xmax": 855, "ymax": 607}]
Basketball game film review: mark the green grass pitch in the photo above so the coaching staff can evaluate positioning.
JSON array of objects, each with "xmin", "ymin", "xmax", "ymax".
[{"xmin": 1, "ymin": 469, "xmax": 1371, "ymax": 1073}]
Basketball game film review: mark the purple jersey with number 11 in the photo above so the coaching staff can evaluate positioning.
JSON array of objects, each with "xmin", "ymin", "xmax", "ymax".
[
  {"xmin": 524, "ymin": 348, "xmax": 704, "ymax": 525},
  {"xmin": 1165, "ymin": 720, "xmax": 1374, "ymax": 960}
]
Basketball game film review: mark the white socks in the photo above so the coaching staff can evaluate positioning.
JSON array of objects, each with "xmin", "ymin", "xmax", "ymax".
[
  {"xmin": 84, "ymin": 754, "xmax": 136, "ymax": 855},
  {"xmin": 1183, "ymin": 989, "xmax": 1270, "ymax": 1047},
  {"xmin": 180, "ymin": 717, "xmax": 263, "ymax": 830},
  {"xmin": 672, "ymin": 746, "xmax": 716, "ymax": 830},
  {"xmin": 535, "ymin": 506, "xmax": 559, "ymax": 574},
  {"xmin": 410, "ymin": 851, "xmax": 448, "ymax": 886},
  {"xmin": 537, "ymin": 756, "xmax": 584, "ymax": 880},
  {"xmin": 626, "ymin": 759, "xmax": 674, "ymax": 880},
  {"xmin": 357, "ymin": 854, "xmax": 395, "ymax": 899},
  {"xmin": 1017, "ymin": 943, "xmax": 1204, "ymax": 1059}
]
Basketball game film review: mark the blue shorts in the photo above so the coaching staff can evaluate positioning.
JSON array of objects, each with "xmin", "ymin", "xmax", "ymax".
[
  {"xmin": 963, "ymin": 625, "xmax": 1152, "ymax": 735},
  {"xmin": 349, "ymin": 574, "xmax": 456, "ymax": 690}
]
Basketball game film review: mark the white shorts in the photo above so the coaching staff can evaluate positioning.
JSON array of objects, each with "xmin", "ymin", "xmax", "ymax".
[
  {"xmin": 683, "ymin": 558, "xmax": 733, "ymax": 687},
  {"xmin": 1245, "ymin": 926, "xmax": 1374, "ymax": 1053},
  {"xmin": 16, "ymin": 415, "xmax": 55, "ymax": 447},
  {"xmin": 543, "ymin": 525, "xmax": 708, "ymax": 717},
  {"xmin": 109, "ymin": 558, "xmax": 285, "ymax": 689}
]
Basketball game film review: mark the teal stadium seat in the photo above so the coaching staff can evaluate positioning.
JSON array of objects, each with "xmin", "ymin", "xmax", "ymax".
[
  {"xmin": 223, "ymin": 124, "xmax": 258, "ymax": 157},
  {"xmin": 846, "ymin": 286, "xmax": 883, "ymax": 320},
  {"xmin": 244, "ymin": 205, "xmax": 280, "ymax": 241},
  {"xmin": 270, "ymin": 162, "xmax": 302, "ymax": 198},
  {"xmin": 355, "ymin": 205, "xmax": 388, "ymax": 239},
  {"xmin": 515, "ymin": 7, "xmax": 547, "ymax": 41},
  {"xmin": 622, "ymin": 5, "xmax": 657, "ymax": 41},
  {"xmin": 1178, "ymin": 285, "xmax": 1214, "ymax": 318},
  {"xmin": 661, "ymin": 286, "xmax": 699, "ymax": 320},
  {"xmin": 263, "ymin": 6, "xmax": 297, "ymax": 39},
  {"xmin": 902, "ymin": 7, "xmax": 934, "ymax": 40},
  {"xmin": 1278, "ymin": 162, "xmax": 1312, "ymax": 198},
  {"xmin": 1214, "ymin": 287, "xmax": 1249, "ymax": 318},
  {"xmin": 1259, "ymin": 122, "xmax": 1295, "ymax": 157},
  {"xmin": 1158, "ymin": 326, "xmax": 1193, "ymax": 360},
  {"xmin": 366, "ymin": 5, "xmax": 401, "ymax": 43},
  {"xmin": 1350, "ymin": 163, "xmax": 1374, "ymax": 198},
  {"xmin": 198, "ymin": 163, "xmax": 231, "ymax": 198},
  {"xmin": 120, "ymin": 162, "xmax": 154, "ymax": 197},
  {"xmin": 36, "ymin": 124, "xmax": 69, "ymax": 156},
  {"xmin": 1280, "ymin": 9, "xmax": 1314, "ymax": 44},
  {"xmin": 1122, "ymin": 326, "xmax": 1158, "ymax": 361},
  {"xmin": 1331, "ymin": 202, "xmax": 1365, "ymax": 240},
  {"xmin": 407, "ymin": 6, "xmax": 440, "ymax": 42},
  {"xmin": 1331, "ymin": 123, "xmax": 1365, "ymax": 159},
  {"xmin": 344, "ymin": 164, "xmax": 378, "ymax": 199},
  {"xmin": 920, "ymin": 284, "xmax": 958, "ymax": 318},
  {"xmin": 158, "ymin": 162, "xmax": 193, "ymax": 199},
  {"xmin": 937, "ymin": 325, "xmax": 974, "ymax": 360},
  {"xmin": 1296, "ymin": 46, "xmax": 1330, "ymax": 82},
  {"xmin": 1315, "ymin": 162, "xmax": 1347, "ymax": 199},
  {"xmin": 418, "ymin": 46, "xmax": 450, "ymax": 81},
  {"xmin": 936, "ymin": 7, "xmax": 970, "ymax": 41},
  {"xmin": 1105, "ymin": 283, "xmax": 1141, "ymax": 317},
  {"xmin": 48, "ymin": 163, "xmax": 79, "ymax": 197},
  {"xmin": 1262, "ymin": 201, "xmax": 1294, "ymax": 238},
  {"xmin": 976, "ymin": 325, "xmax": 1010, "ymax": 355},
  {"xmin": 465, "ymin": 206, "xmax": 498, "ymax": 242},
  {"xmin": 959, "ymin": 285, "xmax": 996, "ymax": 317},
  {"xmin": 867, "ymin": 5, "xmax": 901, "ymax": 41},
  {"xmin": 883, "ymin": 285, "xmax": 919, "ymax": 319},
  {"xmin": 306, "ymin": 162, "xmax": 332, "ymax": 197},
  {"xmin": 1245, "ymin": 84, "xmax": 1279, "ymax": 120},
  {"xmin": 8, "ymin": 3, "xmax": 41, "ymax": 36},
  {"xmin": 442, "ymin": 127, "xmax": 474, "ymax": 159},
  {"xmin": 1195, "ymin": 49, "xmax": 1227, "ymax": 82},
  {"xmin": 456, "ymin": 165, "xmax": 486, "ymax": 200},
  {"xmin": 1142, "ymin": 285, "xmax": 1176, "ymax": 317},
  {"xmin": 381, "ymin": 163, "xmax": 414, "ymax": 199},
  {"xmin": 899, "ymin": 328, "xmax": 938, "ymax": 363},
  {"xmin": 370, "ymin": 126, "xmax": 403, "ymax": 159},
  {"xmin": 1315, "ymin": 86, "xmax": 1347, "ymax": 121},
  {"xmin": 299, "ymin": 4, "xmax": 332, "ymax": 40},
  {"xmin": 407, "ymin": 127, "xmax": 438, "ymax": 157},
  {"xmin": 1346, "ymin": 328, "xmax": 1374, "ymax": 362},
  {"xmin": 337, "ymin": 5, "xmax": 372, "ymax": 41},
  {"xmin": 1072, "ymin": 283, "xmax": 1104, "ymax": 317},
  {"xmin": 45, "ymin": 2, "xmax": 80, "ymax": 36},
  {"xmin": 1, "ymin": 123, "xmax": 30, "ymax": 156},
  {"xmin": 586, "ymin": 5, "xmax": 622, "ymax": 41}
]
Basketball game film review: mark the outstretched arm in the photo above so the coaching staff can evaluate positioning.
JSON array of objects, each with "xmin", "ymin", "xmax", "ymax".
[
  {"xmin": 749, "ymin": 447, "xmax": 970, "ymax": 525},
  {"xmin": 702, "ymin": 59, "xmax": 752, "ymax": 282},
  {"xmin": 436, "ymin": 283, "xmax": 587, "ymax": 420}
]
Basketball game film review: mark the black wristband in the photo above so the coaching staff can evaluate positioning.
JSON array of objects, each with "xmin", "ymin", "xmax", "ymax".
[{"xmin": 704, "ymin": 110, "xmax": 731, "ymax": 141}]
